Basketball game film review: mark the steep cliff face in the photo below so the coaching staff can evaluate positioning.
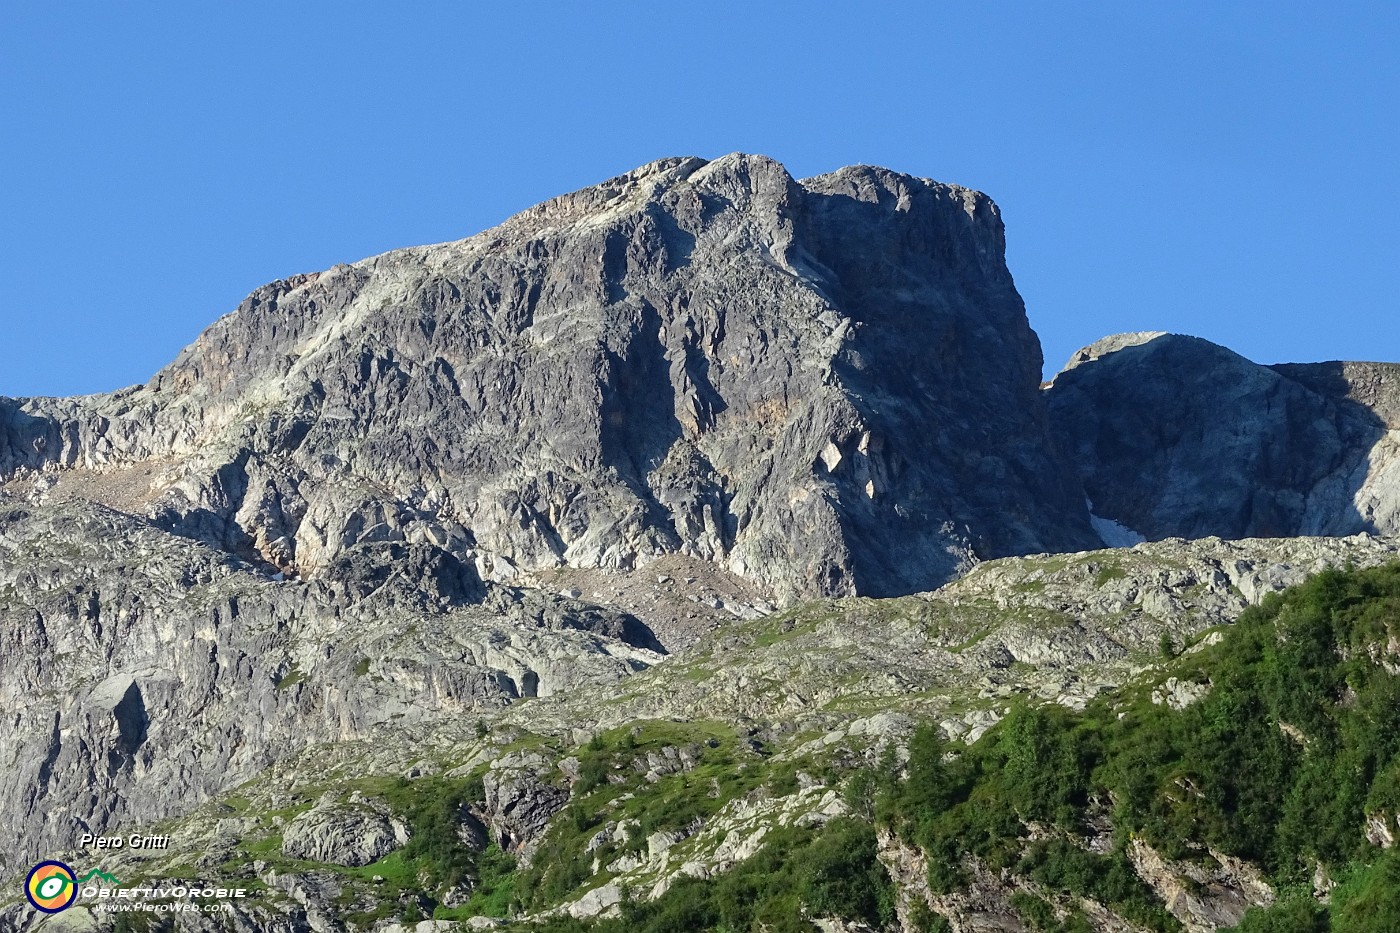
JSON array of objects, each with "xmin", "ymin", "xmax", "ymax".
[
  {"xmin": 1046, "ymin": 332, "xmax": 1400, "ymax": 542},
  {"xmin": 0, "ymin": 154, "xmax": 1098, "ymax": 601},
  {"xmin": 0, "ymin": 154, "xmax": 1108, "ymax": 891}
]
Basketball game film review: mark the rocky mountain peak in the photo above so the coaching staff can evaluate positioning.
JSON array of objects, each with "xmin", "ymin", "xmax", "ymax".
[
  {"xmin": 1, "ymin": 154, "xmax": 1099, "ymax": 601},
  {"xmin": 6, "ymin": 156, "xmax": 1400, "ymax": 930},
  {"xmin": 8, "ymin": 155, "xmax": 1398, "ymax": 605}
]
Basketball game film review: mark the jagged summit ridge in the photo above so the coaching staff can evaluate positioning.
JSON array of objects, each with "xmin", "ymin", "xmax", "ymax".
[{"xmin": 1, "ymin": 153, "xmax": 1098, "ymax": 600}]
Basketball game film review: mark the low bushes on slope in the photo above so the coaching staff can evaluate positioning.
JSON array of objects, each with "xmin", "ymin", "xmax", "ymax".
[
  {"xmin": 882, "ymin": 562, "xmax": 1400, "ymax": 931},
  {"xmin": 517, "ymin": 819, "xmax": 895, "ymax": 933},
  {"xmin": 215, "ymin": 563, "xmax": 1400, "ymax": 931}
]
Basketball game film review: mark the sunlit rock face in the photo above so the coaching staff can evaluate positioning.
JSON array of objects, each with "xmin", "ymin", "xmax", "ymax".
[
  {"xmin": 1, "ymin": 154, "xmax": 1098, "ymax": 602},
  {"xmin": 6, "ymin": 156, "xmax": 1400, "ymax": 930}
]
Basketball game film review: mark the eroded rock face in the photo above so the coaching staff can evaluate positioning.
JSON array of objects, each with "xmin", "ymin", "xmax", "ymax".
[
  {"xmin": 6, "ymin": 161, "xmax": 1400, "ymax": 597},
  {"xmin": 0, "ymin": 496, "xmax": 661, "ymax": 880},
  {"xmin": 1047, "ymin": 333, "xmax": 1400, "ymax": 542},
  {"xmin": 1, "ymin": 154, "xmax": 1099, "ymax": 602},
  {"xmin": 477, "ymin": 752, "xmax": 569, "ymax": 867},
  {"xmin": 6, "ymin": 157, "xmax": 1400, "ymax": 932},
  {"xmin": 281, "ymin": 797, "xmax": 409, "ymax": 867}
]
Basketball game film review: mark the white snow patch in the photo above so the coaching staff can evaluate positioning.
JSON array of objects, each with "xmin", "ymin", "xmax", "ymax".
[{"xmin": 1087, "ymin": 499, "xmax": 1146, "ymax": 548}]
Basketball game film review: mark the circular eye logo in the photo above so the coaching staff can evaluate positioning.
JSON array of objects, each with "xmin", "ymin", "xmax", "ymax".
[{"xmin": 25, "ymin": 861, "xmax": 77, "ymax": 913}]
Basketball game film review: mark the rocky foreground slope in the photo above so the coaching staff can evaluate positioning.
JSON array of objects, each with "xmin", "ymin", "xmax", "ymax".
[
  {"xmin": 4, "ymin": 155, "xmax": 1400, "ymax": 932},
  {"xmin": 4, "ymin": 525, "xmax": 1398, "ymax": 932}
]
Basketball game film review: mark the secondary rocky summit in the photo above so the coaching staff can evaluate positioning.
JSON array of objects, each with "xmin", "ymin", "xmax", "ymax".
[{"xmin": 1047, "ymin": 331, "xmax": 1400, "ymax": 542}]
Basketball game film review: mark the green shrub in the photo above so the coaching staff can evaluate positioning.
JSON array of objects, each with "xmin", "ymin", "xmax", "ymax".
[
  {"xmin": 1011, "ymin": 890, "xmax": 1057, "ymax": 928},
  {"xmin": 485, "ymin": 564, "xmax": 1400, "ymax": 931},
  {"xmin": 797, "ymin": 819, "xmax": 896, "ymax": 927},
  {"xmin": 1331, "ymin": 850, "xmax": 1400, "ymax": 933},
  {"xmin": 908, "ymin": 900, "xmax": 953, "ymax": 933},
  {"xmin": 390, "ymin": 775, "xmax": 484, "ymax": 890},
  {"xmin": 1226, "ymin": 891, "xmax": 1328, "ymax": 932},
  {"xmin": 1018, "ymin": 839, "xmax": 1176, "ymax": 932},
  {"xmin": 513, "ymin": 819, "xmax": 896, "ymax": 933}
]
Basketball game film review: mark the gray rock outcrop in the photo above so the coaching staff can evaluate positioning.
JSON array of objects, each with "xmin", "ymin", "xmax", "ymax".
[
  {"xmin": 5, "ymin": 156, "xmax": 1400, "ymax": 932},
  {"xmin": 281, "ymin": 796, "xmax": 408, "ymax": 867},
  {"xmin": 476, "ymin": 751, "xmax": 569, "ymax": 866},
  {"xmin": 0, "ymin": 496, "xmax": 660, "ymax": 880}
]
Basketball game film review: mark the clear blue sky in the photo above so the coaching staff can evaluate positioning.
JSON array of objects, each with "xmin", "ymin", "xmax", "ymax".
[{"xmin": 3, "ymin": 2, "xmax": 1397, "ymax": 397}]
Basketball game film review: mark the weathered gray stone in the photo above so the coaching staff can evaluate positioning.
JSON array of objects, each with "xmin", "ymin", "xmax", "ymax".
[
  {"xmin": 4, "ymin": 156, "xmax": 1400, "ymax": 933},
  {"xmin": 281, "ymin": 798, "xmax": 407, "ymax": 867},
  {"xmin": 477, "ymin": 752, "xmax": 569, "ymax": 866},
  {"xmin": 0, "ymin": 497, "xmax": 660, "ymax": 880}
]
